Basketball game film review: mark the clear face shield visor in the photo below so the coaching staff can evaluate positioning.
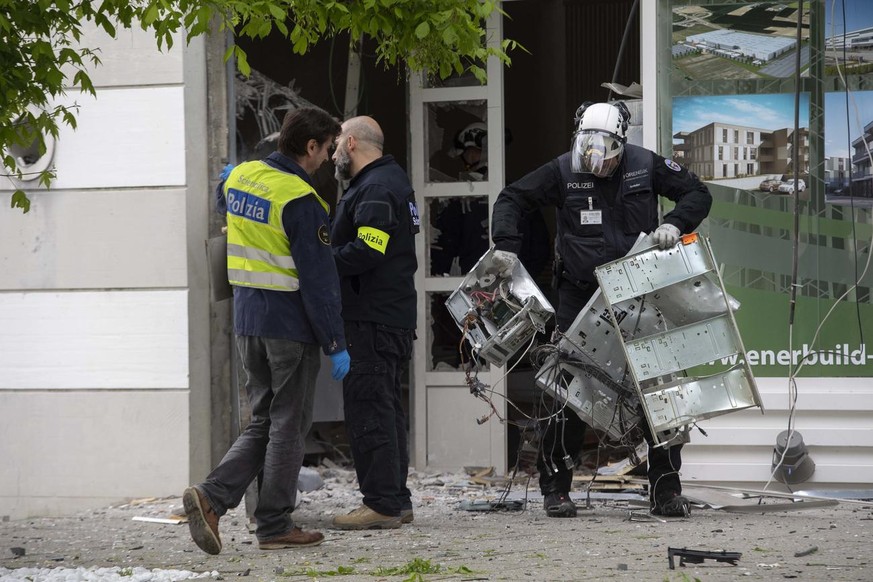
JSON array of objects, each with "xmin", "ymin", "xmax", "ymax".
[{"xmin": 571, "ymin": 131, "xmax": 624, "ymax": 177}]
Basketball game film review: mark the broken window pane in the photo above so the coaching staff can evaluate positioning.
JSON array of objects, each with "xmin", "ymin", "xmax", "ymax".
[
  {"xmin": 425, "ymin": 101, "xmax": 487, "ymax": 183},
  {"xmin": 428, "ymin": 196, "xmax": 490, "ymax": 277},
  {"xmin": 428, "ymin": 291, "xmax": 480, "ymax": 371}
]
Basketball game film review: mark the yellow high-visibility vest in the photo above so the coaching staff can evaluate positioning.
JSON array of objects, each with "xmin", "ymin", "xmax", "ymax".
[{"xmin": 223, "ymin": 161, "xmax": 329, "ymax": 291}]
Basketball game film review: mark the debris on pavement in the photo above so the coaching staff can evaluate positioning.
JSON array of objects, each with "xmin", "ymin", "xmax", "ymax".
[
  {"xmin": 668, "ymin": 547, "xmax": 742, "ymax": 569},
  {"xmin": 1, "ymin": 463, "xmax": 870, "ymax": 582},
  {"xmin": 794, "ymin": 545, "xmax": 819, "ymax": 558}
]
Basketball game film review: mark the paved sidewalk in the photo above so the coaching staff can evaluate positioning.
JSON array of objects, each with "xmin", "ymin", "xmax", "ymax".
[{"xmin": 2, "ymin": 469, "xmax": 871, "ymax": 581}]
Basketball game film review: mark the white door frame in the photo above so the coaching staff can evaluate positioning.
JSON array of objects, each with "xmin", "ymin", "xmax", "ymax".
[{"xmin": 409, "ymin": 10, "xmax": 507, "ymax": 472}]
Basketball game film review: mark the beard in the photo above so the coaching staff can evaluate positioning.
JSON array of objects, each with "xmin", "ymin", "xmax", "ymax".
[{"xmin": 334, "ymin": 146, "xmax": 352, "ymax": 182}]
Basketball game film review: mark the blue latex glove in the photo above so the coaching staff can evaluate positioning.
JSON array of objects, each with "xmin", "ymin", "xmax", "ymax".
[
  {"xmin": 219, "ymin": 163, "xmax": 234, "ymax": 181},
  {"xmin": 329, "ymin": 350, "xmax": 350, "ymax": 381}
]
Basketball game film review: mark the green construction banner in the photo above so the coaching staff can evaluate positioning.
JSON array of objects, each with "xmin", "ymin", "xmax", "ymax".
[{"xmin": 724, "ymin": 285, "xmax": 872, "ymax": 377}]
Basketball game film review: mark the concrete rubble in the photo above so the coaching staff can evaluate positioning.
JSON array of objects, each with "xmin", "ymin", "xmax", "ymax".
[{"xmin": 1, "ymin": 463, "xmax": 871, "ymax": 581}]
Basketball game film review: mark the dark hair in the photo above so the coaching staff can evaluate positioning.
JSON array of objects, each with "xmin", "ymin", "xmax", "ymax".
[{"xmin": 277, "ymin": 107, "xmax": 341, "ymax": 157}]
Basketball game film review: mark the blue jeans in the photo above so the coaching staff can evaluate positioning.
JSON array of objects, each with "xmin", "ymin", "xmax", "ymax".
[{"xmin": 198, "ymin": 336, "xmax": 320, "ymax": 540}]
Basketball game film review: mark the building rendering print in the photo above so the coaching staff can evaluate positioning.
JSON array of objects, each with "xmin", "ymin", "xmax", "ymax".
[
  {"xmin": 673, "ymin": 93, "xmax": 810, "ymax": 193},
  {"xmin": 672, "ymin": 2, "xmax": 810, "ymax": 81},
  {"xmin": 824, "ymin": 90, "xmax": 873, "ymax": 203},
  {"xmin": 824, "ymin": 0, "xmax": 873, "ymax": 75}
]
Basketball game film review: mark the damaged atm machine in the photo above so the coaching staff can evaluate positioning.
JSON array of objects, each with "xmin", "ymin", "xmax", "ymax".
[{"xmin": 446, "ymin": 231, "xmax": 763, "ymax": 471}]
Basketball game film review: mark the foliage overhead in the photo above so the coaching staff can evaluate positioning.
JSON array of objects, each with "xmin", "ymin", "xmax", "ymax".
[{"xmin": 1, "ymin": 0, "xmax": 518, "ymax": 213}]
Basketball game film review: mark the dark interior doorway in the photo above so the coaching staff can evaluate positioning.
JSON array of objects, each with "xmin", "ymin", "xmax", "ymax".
[
  {"xmin": 501, "ymin": 0, "xmax": 641, "ymax": 470},
  {"xmin": 503, "ymin": 0, "xmax": 641, "ymax": 183}
]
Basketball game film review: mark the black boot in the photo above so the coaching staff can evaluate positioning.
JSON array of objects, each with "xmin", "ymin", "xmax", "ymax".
[
  {"xmin": 651, "ymin": 492, "xmax": 690, "ymax": 517},
  {"xmin": 543, "ymin": 492, "xmax": 577, "ymax": 518}
]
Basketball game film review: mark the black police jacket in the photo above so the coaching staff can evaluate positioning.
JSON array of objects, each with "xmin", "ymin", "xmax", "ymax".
[
  {"xmin": 331, "ymin": 155, "xmax": 420, "ymax": 329},
  {"xmin": 492, "ymin": 143, "xmax": 712, "ymax": 286}
]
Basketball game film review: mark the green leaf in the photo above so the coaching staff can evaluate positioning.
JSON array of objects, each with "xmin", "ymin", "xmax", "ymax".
[
  {"xmin": 439, "ymin": 60, "xmax": 451, "ymax": 78},
  {"xmin": 62, "ymin": 110, "xmax": 77, "ymax": 129},
  {"xmin": 38, "ymin": 169, "xmax": 54, "ymax": 188},
  {"xmin": 222, "ymin": 44, "xmax": 235, "ymax": 63},
  {"xmin": 0, "ymin": 0, "xmax": 519, "ymax": 212},
  {"xmin": 293, "ymin": 36, "xmax": 308, "ymax": 54},
  {"xmin": 235, "ymin": 46, "xmax": 251, "ymax": 76},
  {"xmin": 73, "ymin": 70, "xmax": 96, "ymax": 95},
  {"xmin": 44, "ymin": 69, "xmax": 64, "ymax": 90},
  {"xmin": 11, "ymin": 190, "xmax": 31, "ymax": 213},
  {"xmin": 99, "ymin": 16, "xmax": 117, "ymax": 37},
  {"xmin": 258, "ymin": 18, "xmax": 272, "ymax": 38},
  {"xmin": 442, "ymin": 27, "xmax": 459, "ymax": 46},
  {"xmin": 470, "ymin": 64, "xmax": 487, "ymax": 84},
  {"xmin": 143, "ymin": 4, "xmax": 159, "ymax": 25}
]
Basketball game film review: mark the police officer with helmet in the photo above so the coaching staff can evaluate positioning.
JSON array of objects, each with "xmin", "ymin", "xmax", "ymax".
[{"xmin": 490, "ymin": 101, "xmax": 712, "ymax": 518}]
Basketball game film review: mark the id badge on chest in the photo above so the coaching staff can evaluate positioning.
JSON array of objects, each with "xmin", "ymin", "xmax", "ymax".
[
  {"xmin": 580, "ymin": 210, "xmax": 602, "ymax": 225},
  {"xmin": 579, "ymin": 195, "xmax": 601, "ymax": 225}
]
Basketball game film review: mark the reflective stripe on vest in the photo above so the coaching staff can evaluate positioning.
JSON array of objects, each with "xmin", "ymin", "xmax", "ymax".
[
  {"xmin": 226, "ymin": 242, "xmax": 300, "ymax": 290},
  {"xmin": 223, "ymin": 160, "xmax": 329, "ymax": 292}
]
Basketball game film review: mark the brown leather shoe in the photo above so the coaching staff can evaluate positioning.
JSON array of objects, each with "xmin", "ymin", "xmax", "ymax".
[
  {"xmin": 183, "ymin": 487, "xmax": 221, "ymax": 555},
  {"xmin": 400, "ymin": 508, "xmax": 414, "ymax": 524},
  {"xmin": 332, "ymin": 505, "xmax": 402, "ymax": 530},
  {"xmin": 259, "ymin": 526, "xmax": 325, "ymax": 549}
]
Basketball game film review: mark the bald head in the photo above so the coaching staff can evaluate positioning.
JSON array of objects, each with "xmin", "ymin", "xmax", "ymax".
[
  {"xmin": 333, "ymin": 116, "xmax": 385, "ymax": 181},
  {"xmin": 344, "ymin": 116, "xmax": 384, "ymax": 152}
]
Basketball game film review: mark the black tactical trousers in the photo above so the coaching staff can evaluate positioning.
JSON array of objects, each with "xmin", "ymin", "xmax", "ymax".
[
  {"xmin": 540, "ymin": 276, "xmax": 684, "ymax": 498},
  {"xmin": 537, "ymin": 278, "xmax": 595, "ymax": 495},
  {"xmin": 537, "ymin": 407, "xmax": 588, "ymax": 495},
  {"xmin": 642, "ymin": 423, "xmax": 684, "ymax": 503},
  {"xmin": 343, "ymin": 320, "xmax": 414, "ymax": 517}
]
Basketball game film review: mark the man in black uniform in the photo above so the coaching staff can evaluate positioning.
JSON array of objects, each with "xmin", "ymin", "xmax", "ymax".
[
  {"xmin": 330, "ymin": 116, "xmax": 420, "ymax": 529},
  {"xmin": 490, "ymin": 101, "xmax": 712, "ymax": 518}
]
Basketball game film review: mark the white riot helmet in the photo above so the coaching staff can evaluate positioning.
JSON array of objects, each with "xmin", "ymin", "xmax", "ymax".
[
  {"xmin": 571, "ymin": 102, "xmax": 629, "ymax": 177},
  {"xmin": 448, "ymin": 122, "xmax": 487, "ymax": 158}
]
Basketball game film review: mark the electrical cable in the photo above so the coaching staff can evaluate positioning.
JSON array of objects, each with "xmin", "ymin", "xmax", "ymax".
[
  {"xmin": 829, "ymin": 0, "xmax": 873, "ymax": 339},
  {"xmin": 459, "ymin": 312, "xmax": 548, "ymax": 425},
  {"xmin": 459, "ymin": 293, "xmax": 581, "ymax": 426},
  {"xmin": 766, "ymin": 0, "xmax": 812, "ymax": 493},
  {"xmin": 766, "ymin": 0, "xmax": 873, "ymax": 491},
  {"xmin": 839, "ymin": 0, "xmax": 865, "ymax": 349},
  {"xmin": 454, "ymin": 260, "xmax": 666, "ymax": 496}
]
